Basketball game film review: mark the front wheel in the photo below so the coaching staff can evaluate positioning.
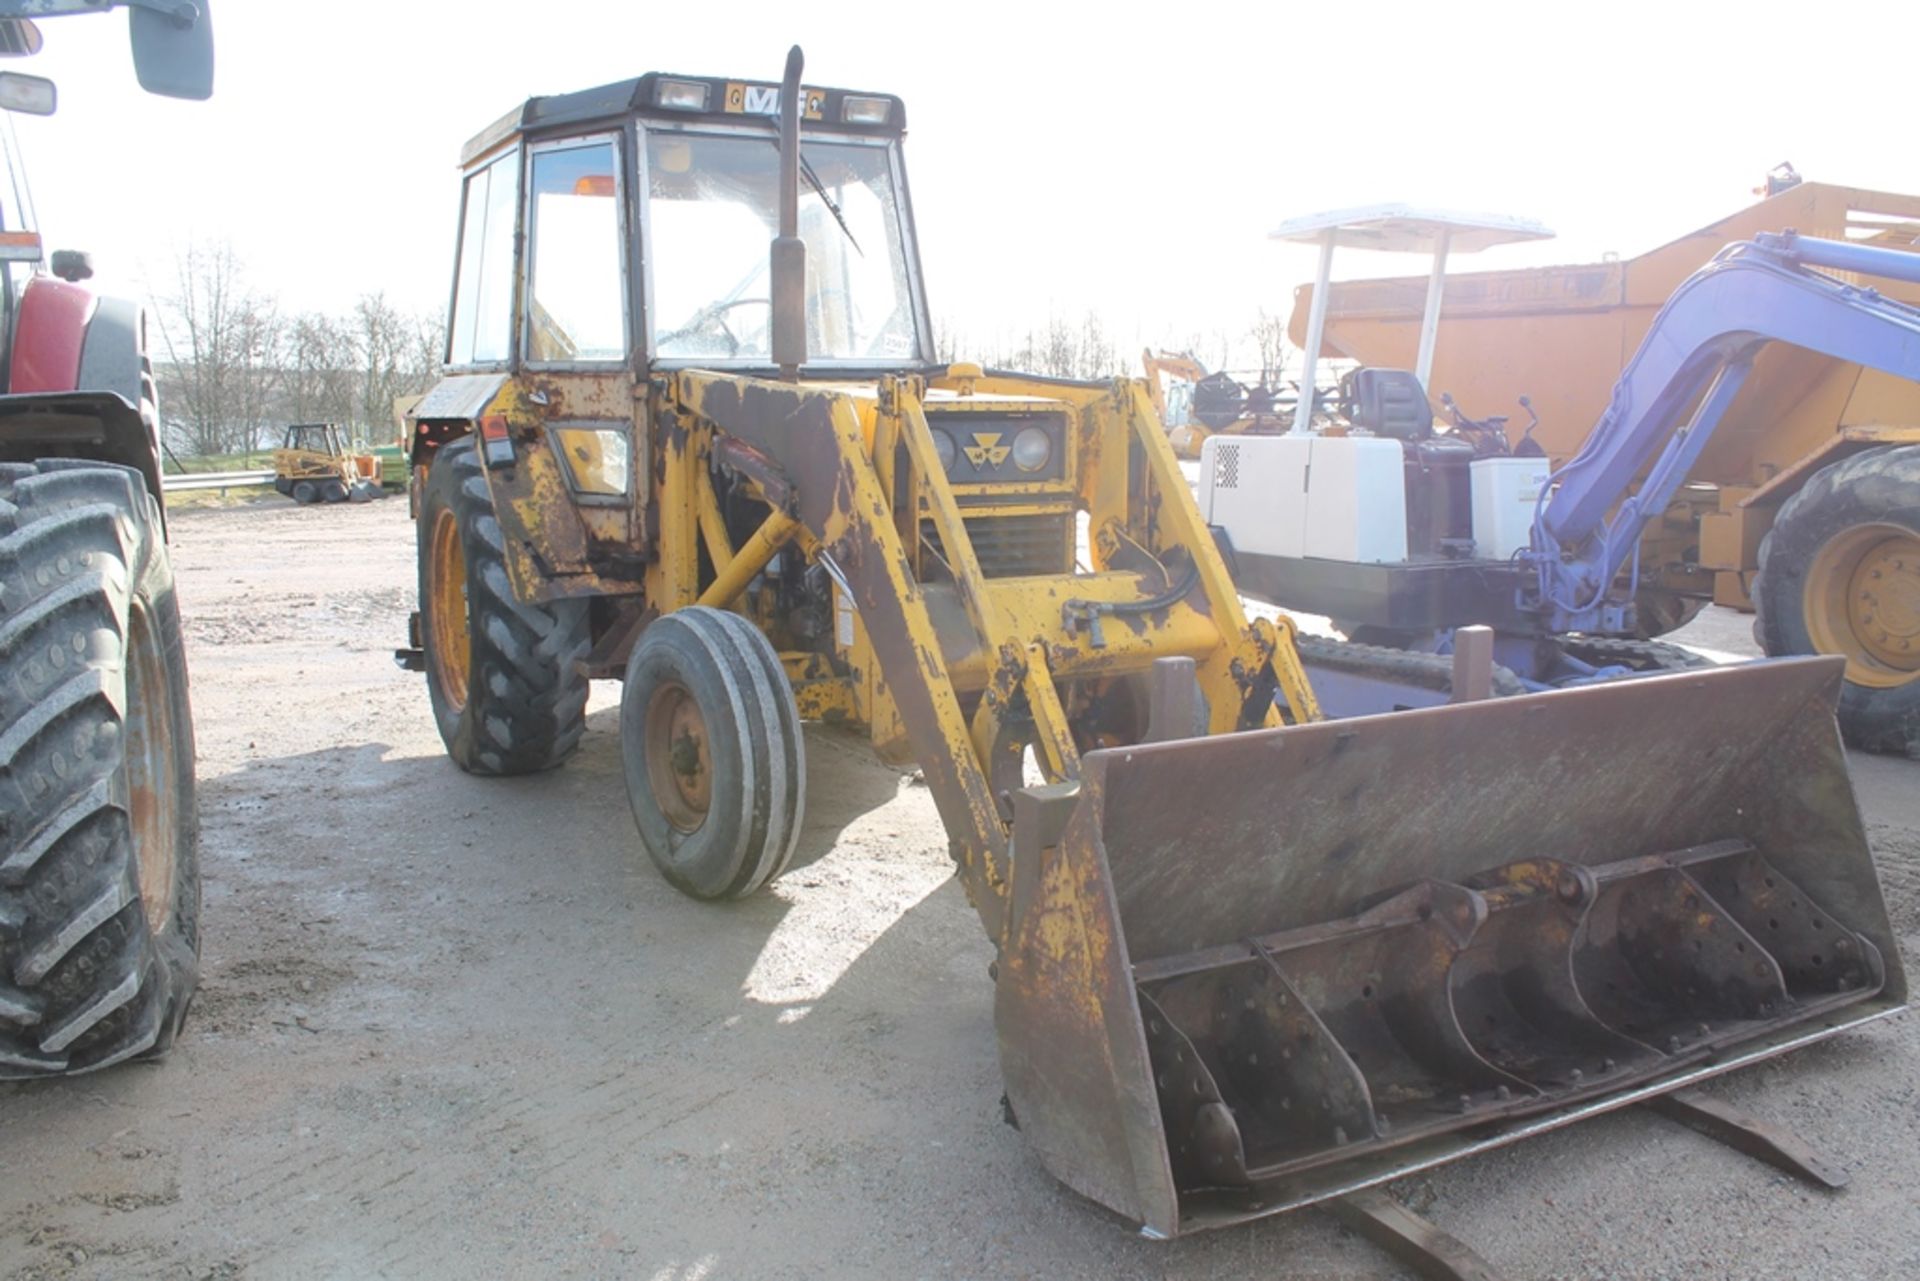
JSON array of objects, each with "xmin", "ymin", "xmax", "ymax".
[
  {"xmin": 0, "ymin": 461, "xmax": 200, "ymax": 1076},
  {"xmin": 416, "ymin": 437, "xmax": 589, "ymax": 775},
  {"xmin": 621, "ymin": 608, "xmax": 805, "ymax": 901},
  {"xmin": 1755, "ymin": 445, "xmax": 1920, "ymax": 754}
]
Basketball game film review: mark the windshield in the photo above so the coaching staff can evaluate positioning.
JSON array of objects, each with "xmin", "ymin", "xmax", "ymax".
[{"xmin": 644, "ymin": 128, "xmax": 922, "ymax": 364}]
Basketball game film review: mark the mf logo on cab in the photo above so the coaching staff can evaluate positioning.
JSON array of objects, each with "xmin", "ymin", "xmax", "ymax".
[{"xmin": 965, "ymin": 432, "xmax": 1010, "ymax": 468}]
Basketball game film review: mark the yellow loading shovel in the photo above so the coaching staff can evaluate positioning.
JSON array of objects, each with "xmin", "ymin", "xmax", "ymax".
[{"xmin": 995, "ymin": 655, "xmax": 1902, "ymax": 1237}]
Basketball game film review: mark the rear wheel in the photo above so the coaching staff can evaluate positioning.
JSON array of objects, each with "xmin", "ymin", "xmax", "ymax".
[
  {"xmin": 0, "ymin": 461, "xmax": 199, "ymax": 1077},
  {"xmin": 1756, "ymin": 446, "xmax": 1920, "ymax": 754},
  {"xmin": 416, "ymin": 437, "xmax": 589, "ymax": 775},
  {"xmin": 621, "ymin": 607, "xmax": 805, "ymax": 900},
  {"xmin": 291, "ymin": 480, "xmax": 318, "ymax": 505}
]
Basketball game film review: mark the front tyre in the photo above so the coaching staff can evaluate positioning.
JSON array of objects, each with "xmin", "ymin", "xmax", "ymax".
[
  {"xmin": 0, "ymin": 461, "xmax": 199, "ymax": 1077},
  {"xmin": 1755, "ymin": 445, "xmax": 1920, "ymax": 755},
  {"xmin": 621, "ymin": 608, "xmax": 805, "ymax": 901},
  {"xmin": 416, "ymin": 437, "xmax": 588, "ymax": 776}
]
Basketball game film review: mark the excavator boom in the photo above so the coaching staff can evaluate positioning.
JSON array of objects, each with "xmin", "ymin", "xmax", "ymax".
[{"xmin": 1534, "ymin": 234, "xmax": 1920, "ymax": 631}]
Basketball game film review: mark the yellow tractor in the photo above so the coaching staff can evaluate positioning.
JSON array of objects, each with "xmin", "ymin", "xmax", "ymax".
[
  {"xmin": 272, "ymin": 422, "xmax": 381, "ymax": 504},
  {"xmin": 396, "ymin": 53, "xmax": 1901, "ymax": 1241}
]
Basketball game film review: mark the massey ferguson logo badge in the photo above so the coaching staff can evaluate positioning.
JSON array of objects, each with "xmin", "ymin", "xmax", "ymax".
[{"xmin": 964, "ymin": 432, "xmax": 1010, "ymax": 468}]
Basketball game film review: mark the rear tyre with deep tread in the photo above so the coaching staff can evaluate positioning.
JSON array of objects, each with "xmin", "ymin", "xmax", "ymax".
[
  {"xmin": 291, "ymin": 480, "xmax": 318, "ymax": 505},
  {"xmin": 620, "ymin": 607, "xmax": 805, "ymax": 901},
  {"xmin": 417, "ymin": 437, "xmax": 589, "ymax": 776},
  {"xmin": 1755, "ymin": 445, "xmax": 1920, "ymax": 755},
  {"xmin": 0, "ymin": 460, "xmax": 200, "ymax": 1078}
]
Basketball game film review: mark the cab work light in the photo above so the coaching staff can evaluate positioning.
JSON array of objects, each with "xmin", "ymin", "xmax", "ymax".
[
  {"xmin": 654, "ymin": 79, "xmax": 710, "ymax": 112},
  {"xmin": 841, "ymin": 95, "xmax": 891, "ymax": 125}
]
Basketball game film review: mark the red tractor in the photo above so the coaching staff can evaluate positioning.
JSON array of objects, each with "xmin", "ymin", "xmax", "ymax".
[{"xmin": 0, "ymin": 3, "xmax": 212, "ymax": 1077}]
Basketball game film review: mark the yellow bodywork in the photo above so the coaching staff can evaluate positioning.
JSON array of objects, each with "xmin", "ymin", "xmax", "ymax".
[
  {"xmin": 1290, "ymin": 182, "xmax": 1920, "ymax": 609},
  {"xmin": 454, "ymin": 363, "xmax": 1320, "ymax": 938}
]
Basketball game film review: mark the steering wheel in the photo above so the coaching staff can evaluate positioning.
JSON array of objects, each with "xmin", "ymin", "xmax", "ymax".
[{"xmin": 657, "ymin": 297, "xmax": 770, "ymax": 356}]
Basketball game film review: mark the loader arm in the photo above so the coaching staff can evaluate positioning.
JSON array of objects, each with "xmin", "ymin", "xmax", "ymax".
[
  {"xmin": 1532, "ymin": 233, "xmax": 1920, "ymax": 632},
  {"xmin": 671, "ymin": 368, "xmax": 1317, "ymax": 942}
]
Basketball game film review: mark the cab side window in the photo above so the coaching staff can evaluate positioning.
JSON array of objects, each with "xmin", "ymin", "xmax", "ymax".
[
  {"xmin": 449, "ymin": 149, "xmax": 519, "ymax": 366},
  {"xmin": 525, "ymin": 139, "xmax": 626, "ymax": 363}
]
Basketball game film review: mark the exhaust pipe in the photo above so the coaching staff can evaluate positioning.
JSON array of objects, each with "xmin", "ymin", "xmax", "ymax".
[{"xmin": 771, "ymin": 45, "xmax": 807, "ymax": 380}]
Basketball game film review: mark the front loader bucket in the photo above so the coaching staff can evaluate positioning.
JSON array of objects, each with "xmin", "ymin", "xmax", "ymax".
[{"xmin": 994, "ymin": 656, "xmax": 1903, "ymax": 1237}]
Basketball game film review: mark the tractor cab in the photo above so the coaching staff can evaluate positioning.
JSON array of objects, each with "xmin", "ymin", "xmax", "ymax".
[
  {"xmin": 283, "ymin": 422, "xmax": 347, "ymax": 456},
  {"xmin": 440, "ymin": 71, "xmax": 928, "ymax": 381}
]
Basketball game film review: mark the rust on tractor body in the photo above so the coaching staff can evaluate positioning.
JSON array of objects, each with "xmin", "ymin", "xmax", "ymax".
[{"xmin": 403, "ymin": 67, "xmax": 1907, "ymax": 1241}]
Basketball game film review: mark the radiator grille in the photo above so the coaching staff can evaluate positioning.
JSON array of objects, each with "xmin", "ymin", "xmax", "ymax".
[
  {"xmin": 1213, "ymin": 442, "xmax": 1241, "ymax": 490},
  {"xmin": 921, "ymin": 513, "xmax": 1071, "ymax": 578}
]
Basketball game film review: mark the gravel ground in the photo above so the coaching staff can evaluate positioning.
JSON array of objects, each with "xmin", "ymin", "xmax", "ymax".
[{"xmin": 1, "ymin": 496, "xmax": 1916, "ymax": 1280}]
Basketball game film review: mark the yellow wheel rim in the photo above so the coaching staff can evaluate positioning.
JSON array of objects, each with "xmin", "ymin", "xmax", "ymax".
[
  {"xmin": 1804, "ymin": 523, "xmax": 1920, "ymax": 689},
  {"xmin": 426, "ymin": 508, "xmax": 472, "ymax": 712}
]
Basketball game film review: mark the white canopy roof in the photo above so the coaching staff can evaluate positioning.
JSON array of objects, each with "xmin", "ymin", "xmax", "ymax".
[{"xmin": 1269, "ymin": 204, "xmax": 1554, "ymax": 254}]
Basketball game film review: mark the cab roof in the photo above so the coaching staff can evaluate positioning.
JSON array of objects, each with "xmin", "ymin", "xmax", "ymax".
[{"xmin": 461, "ymin": 72, "xmax": 908, "ymax": 167}]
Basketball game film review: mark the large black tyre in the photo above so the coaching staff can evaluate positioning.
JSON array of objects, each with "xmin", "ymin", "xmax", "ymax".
[
  {"xmin": 0, "ymin": 461, "xmax": 199, "ymax": 1077},
  {"xmin": 321, "ymin": 478, "xmax": 348, "ymax": 504},
  {"xmin": 417, "ymin": 437, "xmax": 588, "ymax": 775},
  {"xmin": 291, "ymin": 480, "xmax": 318, "ymax": 505},
  {"xmin": 621, "ymin": 607, "xmax": 805, "ymax": 901},
  {"xmin": 1756, "ymin": 445, "xmax": 1920, "ymax": 755}
]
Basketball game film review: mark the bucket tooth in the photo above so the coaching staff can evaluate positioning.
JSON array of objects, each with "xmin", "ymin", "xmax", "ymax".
[
  {"xmin": 1676, "ymin": 843, "xmax": 1886, "ymax": 1001},
  {"xmin": 1575, "ymin": 857, "xmax": 1789, "ymax": 1053},
  {"xmin": 1450, "ymin": 859, "xmax": 1661, "ymax": 1088},
  {"xmin": 1139, "ymin": 989, "xmax": 1253, "ymax": 1187},
  {"xmin": 1142, "ymin": 957, "xmax": 1375, "ymax": 1176},
  {"xmin": 1267, "ymin": 881, "xmax": 1536, "ymax": 1133}
]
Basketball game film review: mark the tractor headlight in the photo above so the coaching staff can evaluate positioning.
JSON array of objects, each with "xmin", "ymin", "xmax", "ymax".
[
  {"xmin": 654, "ymin": 79, "xmax": 711, "ymax": 112},
  {"xmin": 1011, "ymin": 426, "xmax": 1053, "ymax": 473},
  {"xmin": 931, "ymin": 428, "xmax": 957, "ymax": 473},
  {"xmin": 552, "ymin": 425, "xmax": 630, "ymax": 498},
  {"xmin": 841, "ymin": 95, "xmax": 893, "ymax": 126}
]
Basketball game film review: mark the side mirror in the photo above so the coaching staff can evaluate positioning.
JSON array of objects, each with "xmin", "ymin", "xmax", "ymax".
[
  {"xmin": 129, "ymin": 2, "xmax": 214, "ymax": 101},
  {"xmin": 0, "ymin": 20, "xmax": 44, "ymax": 58},
  {"xmin": 0, "ymin": 71, "xmax": 55, "ymax": 116}
]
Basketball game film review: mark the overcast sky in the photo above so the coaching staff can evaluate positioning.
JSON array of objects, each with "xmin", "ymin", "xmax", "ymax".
[{"xmin": 10, "ymin": 0, "xmax": 1918, "ymax": 368}]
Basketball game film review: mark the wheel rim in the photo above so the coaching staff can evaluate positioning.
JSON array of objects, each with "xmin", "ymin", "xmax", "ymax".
[
  {"xmin": 644, "ymin": 681, "xmax": 711, "ymax": 832},
  {"xmin": 1804, "ymin": 522, "xmax": 1920, "ymax": 689},
  {"xmin": 123, "ymin": 604, "xmax": 179, "ymax": 934},
  {"xmin": 426, "ymin": 508, "xmax": 472, "ymax": 712}
]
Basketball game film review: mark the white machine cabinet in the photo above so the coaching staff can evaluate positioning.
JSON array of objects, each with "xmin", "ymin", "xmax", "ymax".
[
  {"xmin": 1471, "ymin": 455, "xmax": 1552, "ymax": 560},
  {"xmin": 1199, "ymin": 433, "xmax": 1408, "ymax": 563},
  {"xmin": 1302, "ymin": 435, "xmax": 1408, "ymax": 563}
]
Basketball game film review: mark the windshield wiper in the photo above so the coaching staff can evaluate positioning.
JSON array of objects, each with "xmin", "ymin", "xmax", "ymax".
[{"xmin": 764, "ymin": 131, "xmax": 863, "ymax": 259}]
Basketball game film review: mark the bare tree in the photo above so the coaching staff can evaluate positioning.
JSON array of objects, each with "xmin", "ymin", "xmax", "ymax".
[
  {"xmin": 281, "ymin": 310, "xmax": 359, "ymax": 429},
  {"xmin": 155, "ymin": 239, "xmax": 262, "ymax": 456},
  {"xmin": 1249, "ymin": 308, "xmax": 1287, "ymax": 383},
  {"xmin": 231, "ymin": 299, "xmax": 281, "ymax": 457}
]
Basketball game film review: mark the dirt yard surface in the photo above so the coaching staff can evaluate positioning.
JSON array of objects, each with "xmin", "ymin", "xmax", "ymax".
[{"xmin": 3, "ymin": 496, "xmax": 1917, "ymax": 1280}]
